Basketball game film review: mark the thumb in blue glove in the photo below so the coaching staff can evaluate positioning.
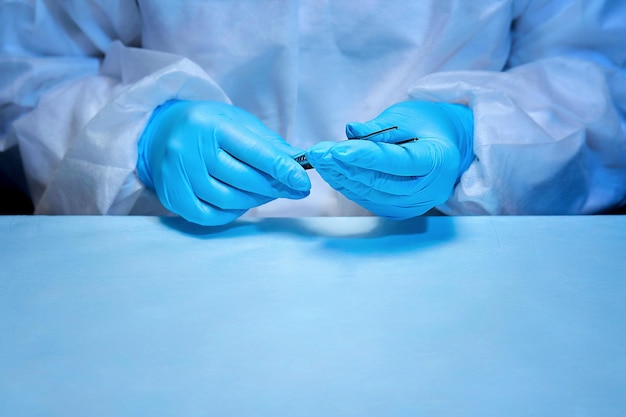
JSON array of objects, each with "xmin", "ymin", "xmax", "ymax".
[
  {"xmin": 306, "ymin": 101, "xmax": 473, "ymax": 219},
  {"xmin": 137, "ymin": 100, "xmax": 311, "ymax": 226}
]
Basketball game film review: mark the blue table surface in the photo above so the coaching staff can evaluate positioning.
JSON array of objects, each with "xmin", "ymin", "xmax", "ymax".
[{"xmin": 1, "ymin": 215, "xmax": 625, "ymax": 416}]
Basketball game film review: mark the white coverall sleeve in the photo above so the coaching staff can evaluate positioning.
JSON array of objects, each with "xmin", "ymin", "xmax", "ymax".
[
  {"xmin": 409, "ymin": 0, "xmax": 626, "ymax": 215},
  {"xmin": 1, "ymin": 1, "xmax": 229, "ymax": 215}
]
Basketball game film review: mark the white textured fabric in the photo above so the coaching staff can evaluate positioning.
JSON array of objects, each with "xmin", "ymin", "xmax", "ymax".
[{"xmin": 1, "ymin": 0, "xmax": 625, "ymax": 216}]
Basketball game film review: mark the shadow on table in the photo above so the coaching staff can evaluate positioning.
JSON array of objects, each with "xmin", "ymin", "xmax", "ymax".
[{"xmin": 160, "ymin": 215, "xmax": 456, "ymax": 254}]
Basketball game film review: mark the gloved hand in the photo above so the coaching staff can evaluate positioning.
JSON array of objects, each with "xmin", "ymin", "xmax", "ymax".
[
  {"xmin": 306, "ymin": 101, "xmax": 473, "ymax": 219},
  {"xmin": 137, "ymin": 100, "xmax": 311, "ymax": 226}
]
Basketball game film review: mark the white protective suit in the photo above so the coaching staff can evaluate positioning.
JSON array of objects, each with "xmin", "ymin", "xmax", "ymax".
[{"xmin": 1, "ymin": 0, "xmax": 625, "ymax": 217}]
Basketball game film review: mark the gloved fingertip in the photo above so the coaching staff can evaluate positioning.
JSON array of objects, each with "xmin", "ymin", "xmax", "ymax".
[
  {"xmin": 307, "ymin": 141, "xmax": 334, "ymax": 154},
  {"xmin": 345, "ymin": 122, "xmax": 368, "ymax": 139},
  {"xmin": 329, "ymin": 141, "xmax": 354, "ymax": 158},
  {"xmin": 305, "ymin": 141, "xmax": 334, "ymax": 165},
  {"xmin": 287, "ymin": 169, "xmax": 311, "ymax": 192}
]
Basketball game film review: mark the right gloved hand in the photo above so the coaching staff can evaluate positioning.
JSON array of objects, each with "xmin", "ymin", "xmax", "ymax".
[
  {"xmin": 306, "ymin": 101, "xmax": 474, "ymax": 219},
  {"xmin": 137, "ymin": 100, "xmax": 311, "ymax": 226}
]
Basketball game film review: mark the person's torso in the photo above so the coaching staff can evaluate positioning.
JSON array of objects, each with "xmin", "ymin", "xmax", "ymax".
[
  {"xmin": 138, "ymin": 0, "xmax": 517, "ymax": 217},
  {"xmin": 139, "ymin": 0, "xmax": 515, "ymax": 144}
]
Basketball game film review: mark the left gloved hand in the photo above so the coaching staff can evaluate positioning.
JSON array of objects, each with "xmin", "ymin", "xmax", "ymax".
[
  {"xmin": 136, "ymin": 100, "xmax": 310, "ymax": 226},
  {"xmin": 306, "ymin": 101, "xmax": 474, "ymax": 219}
]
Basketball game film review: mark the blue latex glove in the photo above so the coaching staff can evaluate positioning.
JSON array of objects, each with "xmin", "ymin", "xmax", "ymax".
[
  {"xmin": 306, "ymin": 101, "xmax": 474, "ymax": 219},
  {"xmin": 137, "ymin": 100, "xmax": 310, "ymax": 226}
]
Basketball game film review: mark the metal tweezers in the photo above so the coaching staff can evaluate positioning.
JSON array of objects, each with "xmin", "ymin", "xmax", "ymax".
[{"xmin": 293, "ymin": 126, "xmax": 419, "ymax": 170}]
